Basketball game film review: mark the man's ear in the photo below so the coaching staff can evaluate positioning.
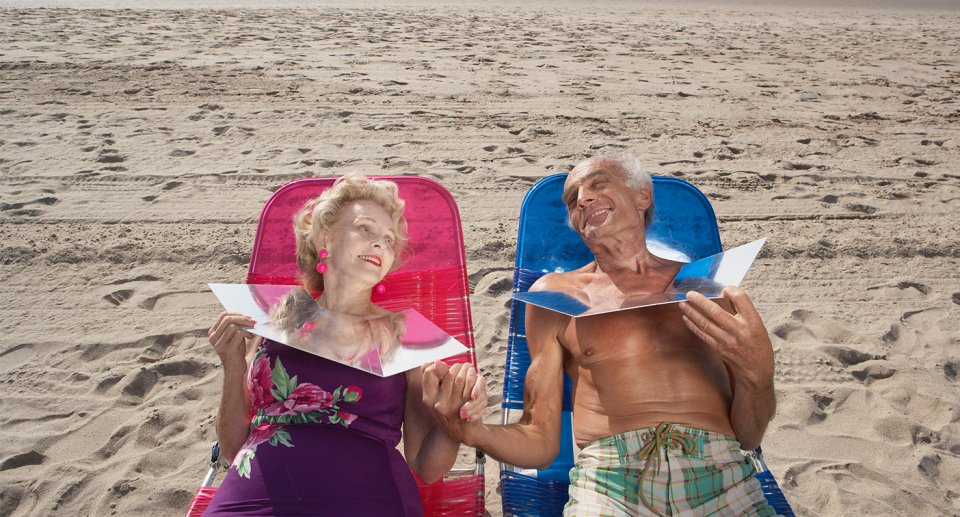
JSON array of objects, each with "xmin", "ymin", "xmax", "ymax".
[{"xmin": 634, "ymin": 183, "xmax": 653, "ymax": 211}]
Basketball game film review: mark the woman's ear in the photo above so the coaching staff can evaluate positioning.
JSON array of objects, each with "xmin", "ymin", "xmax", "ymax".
[{"xmin": 314, "ymin": 228, "xmax": 329, "ymax": 253}]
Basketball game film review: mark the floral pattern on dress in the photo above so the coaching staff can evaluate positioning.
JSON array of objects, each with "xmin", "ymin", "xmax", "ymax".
[{"xmin": 232, "ymin": 345, "xmax": 363, "ymax": 478}]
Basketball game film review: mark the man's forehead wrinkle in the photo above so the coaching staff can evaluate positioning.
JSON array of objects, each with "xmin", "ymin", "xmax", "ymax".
[{"xmin": 563, "ymin": 167, "xmax": 618, "ymax": 202}]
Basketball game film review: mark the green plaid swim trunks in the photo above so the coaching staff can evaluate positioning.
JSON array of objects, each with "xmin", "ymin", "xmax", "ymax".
[{"xmin": 564, "ymin": 423, "xmax": 777, "ymax": 517}]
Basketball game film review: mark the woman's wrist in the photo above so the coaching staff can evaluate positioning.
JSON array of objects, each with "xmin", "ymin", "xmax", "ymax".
[{"xmin": 220, "ymin": 359, "xmax": 250, "ymax": 380}]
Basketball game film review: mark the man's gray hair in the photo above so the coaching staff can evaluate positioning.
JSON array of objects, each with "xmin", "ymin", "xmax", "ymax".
[{"xmin": 606, "ymin": 153, "xmax": 655, "ymax": 228}]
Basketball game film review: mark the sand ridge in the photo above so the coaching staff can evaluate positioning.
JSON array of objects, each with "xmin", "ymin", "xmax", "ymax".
[{"xmin": 1, "ymin": 5, "xmax": 959, "ymax": 516}]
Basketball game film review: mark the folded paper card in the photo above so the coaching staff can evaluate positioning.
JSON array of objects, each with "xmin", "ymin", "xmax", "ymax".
[
  {"xmin": 513, "ymin": 238, "xmax": 766, "ymax": 317},
  {"xmin": 209, "ymin": 283, "xmax": 468, "ymax": 377}
]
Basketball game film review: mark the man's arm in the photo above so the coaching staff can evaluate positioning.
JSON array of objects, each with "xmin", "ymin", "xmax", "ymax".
[
  {"xmin": 678, "ymin": 286, "xmax": 776, "ymax": 450},
  {"xmin": 423, "ymin": 282, "xmax": 567, "ymax": 469}
]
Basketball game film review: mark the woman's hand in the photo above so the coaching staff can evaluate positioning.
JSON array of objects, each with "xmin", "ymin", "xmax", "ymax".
[
  {"xmin": 208, "ymin": 311, "xmax": 257, "ymax": 371},
  {"xmin": 420, "ymin": 361, "xmax": 487, "ymax": 443},
  {"xmin": 457, "ymin": 363, "xmax": 487, "ymax": 422},
  {"xmin": 209, "ymin": 312, "xmax": 259, "ymax": 462},
  {"xmin": 403, "ymin": 361, "xmax": 486, "ymax": 483}
]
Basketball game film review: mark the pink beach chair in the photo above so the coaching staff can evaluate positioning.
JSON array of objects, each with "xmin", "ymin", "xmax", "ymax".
[{"xmin": 185, "ymin": 176, "xmax": 484, "ymax": 517}]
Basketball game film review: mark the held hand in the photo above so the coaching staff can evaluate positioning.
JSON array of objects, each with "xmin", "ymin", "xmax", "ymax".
[
  {"xmin": 457, "ymin": 363, "xmax": 487, "ymax": 423},
  {"xmin": 208, "ymin": 311, "xmax": 257, "ymax": 370},
  {"xmin": 421, "ymin": 361, "xmax": 484, "ymax": 442},
  {"xmin": 420, "ymin": 359, "xmax": 450, "ymax": 412},
  {"xmin": 678, "ymin": 287, "xmax": 775, "ymax": 386}
]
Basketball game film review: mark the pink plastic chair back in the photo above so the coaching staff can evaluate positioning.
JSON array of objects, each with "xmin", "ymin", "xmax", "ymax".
[{"xmin": 246, "ymin": 175, "xmax": 476, "ymax": 364}]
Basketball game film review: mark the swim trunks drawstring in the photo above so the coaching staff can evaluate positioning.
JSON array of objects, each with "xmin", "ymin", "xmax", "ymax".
[{"xmin": 636, "ymin": 422, "xmax": 698, "ymax": 517}]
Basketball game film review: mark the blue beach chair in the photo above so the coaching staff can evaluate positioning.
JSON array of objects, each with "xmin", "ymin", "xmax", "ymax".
[{"xmin": 500, "ymin": 173, "xmax": 795, "ymax": 517}]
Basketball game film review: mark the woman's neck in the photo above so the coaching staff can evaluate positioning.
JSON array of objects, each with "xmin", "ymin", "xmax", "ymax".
[{"xmin": 316, "ymin": 276, "xmax": 377, "ymax": 316}]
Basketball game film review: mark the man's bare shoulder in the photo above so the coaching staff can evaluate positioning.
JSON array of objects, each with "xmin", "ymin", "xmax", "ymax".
[{"xmin": 529, "ymin": 262, "xmax": 598, "ymax": 292}]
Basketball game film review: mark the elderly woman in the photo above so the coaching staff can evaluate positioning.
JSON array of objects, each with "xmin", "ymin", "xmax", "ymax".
[{"xmin": 204, "ymin": 173, "xmax": 486, "ymax": 516}]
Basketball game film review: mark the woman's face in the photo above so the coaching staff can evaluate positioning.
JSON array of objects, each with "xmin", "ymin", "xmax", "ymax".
[{"xmin": 321, "ymin": 200, "xmax": 397, "ymax": 287}]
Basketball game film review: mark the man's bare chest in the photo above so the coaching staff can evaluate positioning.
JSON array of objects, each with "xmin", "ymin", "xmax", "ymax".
[{"xmin": 559, "ymin": 304, "xmax": 697, "ymax": 366}]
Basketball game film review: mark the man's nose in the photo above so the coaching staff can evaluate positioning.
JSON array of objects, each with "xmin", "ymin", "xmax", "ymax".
[{"xmin": 577, "ymin": 187, "xmax": 595, "ymax": 207}]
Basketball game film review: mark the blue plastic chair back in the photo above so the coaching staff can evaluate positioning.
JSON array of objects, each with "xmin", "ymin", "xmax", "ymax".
[{"xmin": 500, "ymin": 173, "xmax": 793, "ymax": 517}]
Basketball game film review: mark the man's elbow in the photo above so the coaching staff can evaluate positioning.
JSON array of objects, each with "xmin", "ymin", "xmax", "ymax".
[
  {"xmin": 534, "ymin": 452, "xmax": 560, "ymax": 470},
  {"xmin": 736, "ymin": 419, "xmax": 769, "ymax": 451},
  {"xmin": 737, "ymin": 415, "xmax": 774, "ymax": 451},
  {"xmin": 739, "ymin": 436, "xmax": 761, "ymax": 452},
  {"xmin": 512, "ymin": 442, "xmax": 560, "ymax": 471}
]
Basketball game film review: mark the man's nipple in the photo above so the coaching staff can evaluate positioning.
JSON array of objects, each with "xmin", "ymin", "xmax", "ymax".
[{"xmin": 583, "ymin": 347, "xmax": 596, "ymax": 357}]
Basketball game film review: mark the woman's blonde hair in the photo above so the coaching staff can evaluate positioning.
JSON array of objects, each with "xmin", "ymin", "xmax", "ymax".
[{"xmin": 293, "ymin": 172, "xmax": 409, "ymax": 294}]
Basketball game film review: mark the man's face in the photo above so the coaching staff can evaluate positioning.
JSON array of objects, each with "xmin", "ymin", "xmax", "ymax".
[{"xmin": 562, "ymin": 158, "xmax": 648, "ymax": 242}]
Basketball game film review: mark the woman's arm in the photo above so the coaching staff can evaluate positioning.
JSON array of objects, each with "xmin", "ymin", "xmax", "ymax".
[
  {"xmin": 209, "ymin": 312, "xmax": 260, "ymax": 462},
  {"xmin": 402, "ymin": 363, "xmax": 484, "ymax": 484}
]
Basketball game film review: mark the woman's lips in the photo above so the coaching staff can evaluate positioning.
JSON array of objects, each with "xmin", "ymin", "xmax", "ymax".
[{"xmin": 359, "ymin": 255, "xmax": 381, "ymax": 267}]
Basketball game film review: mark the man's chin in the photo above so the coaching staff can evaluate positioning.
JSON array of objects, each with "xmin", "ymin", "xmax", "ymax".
[
  {"xmin": 579, "ymin": 227, "xmax": 606, "ymax": 242},
  {"xmin": 582, "ymin": 219, "xmax": 610, "ymax": 234}
]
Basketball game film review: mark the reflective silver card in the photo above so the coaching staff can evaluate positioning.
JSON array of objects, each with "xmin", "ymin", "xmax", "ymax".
[
  {"xmin": 513, "ymin": 238, "xmax": 766, "ymax": 317},
  {"xmin": 209, "ymin": 283, "xmax": 468, "ymax": 377}
]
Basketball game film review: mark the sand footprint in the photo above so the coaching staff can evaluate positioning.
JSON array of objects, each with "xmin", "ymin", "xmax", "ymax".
[
  {"xmin": 96, "ymin": 150, "xmax": 126, "ymax": 163},
  {"xmin": 774, "ymin": 309, "xmax": 865, "ymax": 345},
  {"xmin": 772, "ymin": 310, "xmax": 885, "ymax": 386},
  {"xmin": 118, "ymin": 368, "xmax": 159, "ymax": 404},
  {"xmin": 102, "ymin": 289, "xmax": 135, "ymax": 306},
  {"xmin": 866, "ymin": 281, "xmax": 933, "ymax": 301},
  {"xmin": 0, "ymin": 195, "xmax": 59, "ymax": 217},
  {"xmin": 0, "ymin": 451, "xmax": 45, "ymax": 472},
  {"xmin": 0, "ymin": 344, "xmax": 36, "ymax": 373},
  {"xmin": 96, "ymin": 275, "xmax": 165, "ymax": 309},
  {"xmin": 473, "ymin": 270, "xmax": 513, "ymax": 298},
  {"xmin": 812, "ymin": 339, "xmax": 892, "ymax": 386},
  {"xmin": 888, "ymin": 308, "xmax": 953, "ymax": 348},
  {"xmin": 138, "ymin": 291, "xmax": 209, "ymax": 311},
  {"xmin": 882, "ymin": 309, "xmax": 958, "ymax": 381}
]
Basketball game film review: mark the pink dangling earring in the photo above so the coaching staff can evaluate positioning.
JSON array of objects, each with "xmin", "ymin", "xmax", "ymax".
[
  {"xmin": 299, "ymin": 321, "xmax": 314, "ymax": 337},
  {"xmin": 375, "ymin": 283, "xmax": 386, "ymax": 295},
  {"xmin": 316, "ymin": 249, "xmax": 328, "ymax": 274}
]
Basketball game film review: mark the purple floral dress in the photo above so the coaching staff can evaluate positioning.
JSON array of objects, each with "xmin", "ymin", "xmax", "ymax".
[{"xmin": 203, "ymin": 339, "xmax": 423, "ymax": 516}]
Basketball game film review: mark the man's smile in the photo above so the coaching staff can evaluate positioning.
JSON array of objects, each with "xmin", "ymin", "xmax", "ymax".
[{"xmin": 586, "ymin": 207, "xmax": 612, "ymax": 225}]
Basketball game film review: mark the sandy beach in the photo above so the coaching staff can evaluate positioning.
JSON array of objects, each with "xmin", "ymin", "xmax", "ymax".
[{"xmin": 1, "ymin": 2, "xmax": 959, "ymax": 515}]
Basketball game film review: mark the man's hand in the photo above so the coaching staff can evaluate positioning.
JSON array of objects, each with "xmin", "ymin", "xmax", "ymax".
[
  {"xmin": 421, "ymin": 361, "xmax": 486, "ymax": 444},
  {"xmin": 678, "ymin": 286, "xmax": 776, "ymax": 449},
  {"xmin": 678, "ymin": 286, "xmax": 774, "ymax": 384}
]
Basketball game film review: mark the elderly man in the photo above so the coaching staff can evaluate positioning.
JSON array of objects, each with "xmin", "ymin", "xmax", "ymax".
[{"xmin": 424, "ymin": 155, "xmax": 777, "ymax": 516}]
